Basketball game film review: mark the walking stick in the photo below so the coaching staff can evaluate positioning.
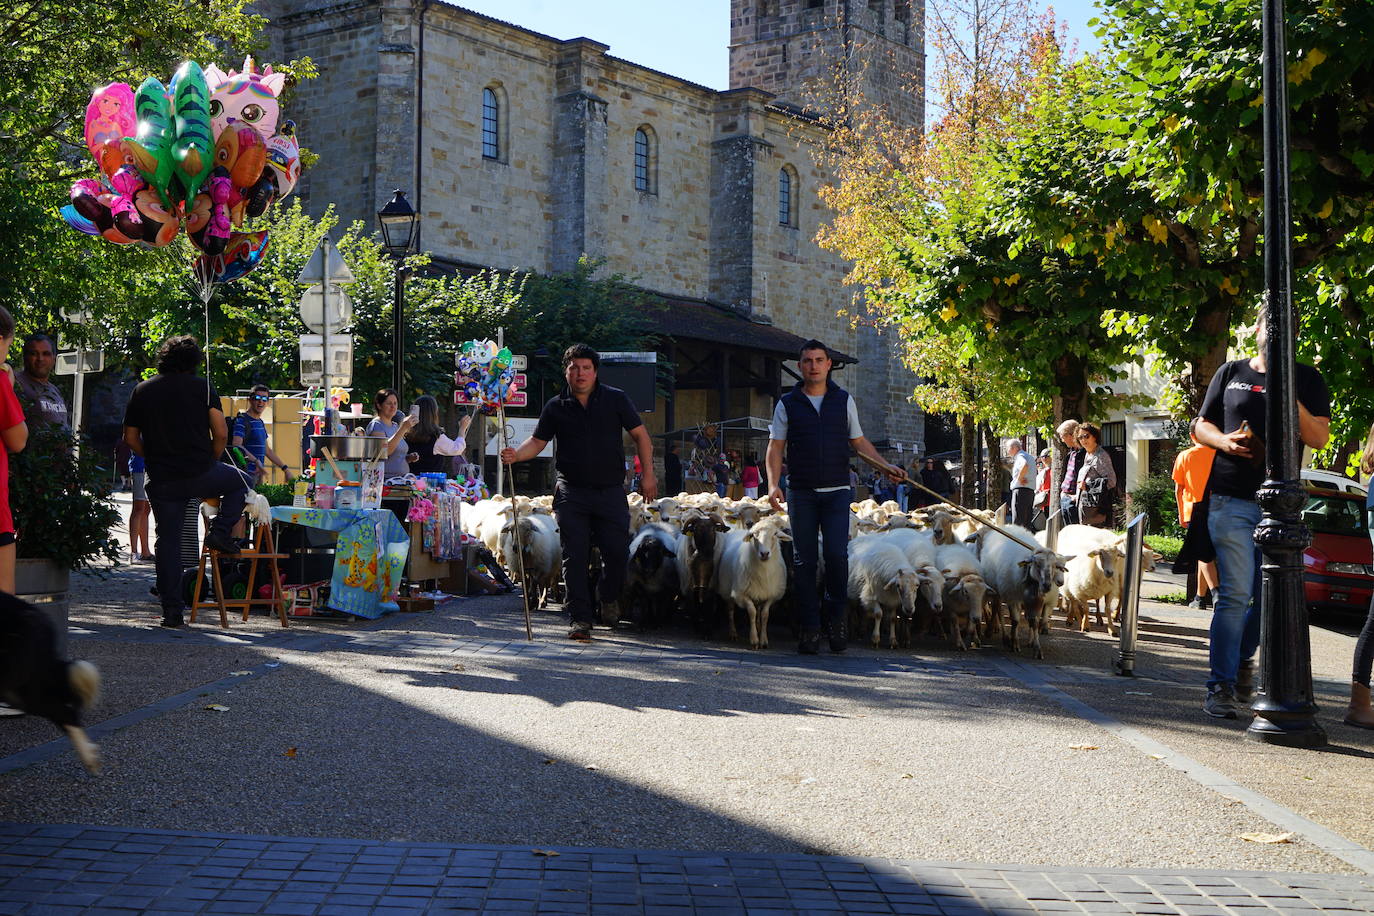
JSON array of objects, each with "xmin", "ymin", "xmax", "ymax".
[
  {"xmin": 498, "ymin": 404, "xmax": 535, "ymax": 641},
  {"xmin": 855, "ymin": 452, "xmax": 1044, "ymax": 554}
]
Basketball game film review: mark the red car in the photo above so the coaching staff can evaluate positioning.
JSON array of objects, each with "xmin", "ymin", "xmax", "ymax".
[{"xmin": 1302, "ymin": 488, "xmax": 1374, "ymax": 612}]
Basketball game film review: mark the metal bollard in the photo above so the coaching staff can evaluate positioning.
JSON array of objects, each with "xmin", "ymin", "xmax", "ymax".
[{"xmin": 1114, "ymin": 512, "xmax": 1148, "ymax": 677}]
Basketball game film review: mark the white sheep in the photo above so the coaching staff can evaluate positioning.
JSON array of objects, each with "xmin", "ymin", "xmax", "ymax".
[
  {"xmin": 499, "ymin": 512, "xmax": 561, "ymax": 609},
  {"xmin": 935, "ymin": 542, "xmax": 989, "ymax": 651},
  {"xmin": 714, "ymin": 517, "xmax": 792, "ymax": 649},
  {"xmin": 1046, "ymin": 525, "xmax": 1156, "ymax": 632},
  {"xmin": 1060, "ymin": 545, "xmax": 1124, "ymax": 634},
  {"xmin": 848, "ymin": 536, "xmax": 921, "ymax": 650},
  {"xmin": 977, "ymin": 523, "xmax": 1060, "ymax": 659},
  {"xmin": 878, "ymin": 528, "xmax": 945, "ymax": 646}
]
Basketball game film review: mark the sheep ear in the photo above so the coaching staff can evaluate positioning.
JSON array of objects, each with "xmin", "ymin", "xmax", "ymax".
[
  {"xmin": 775, "ymin": 531, "xmax": 792, "ymax": 542},
  {"xmin": 715, "ymin": 521, "xmax": 729, "ymax": 532}
]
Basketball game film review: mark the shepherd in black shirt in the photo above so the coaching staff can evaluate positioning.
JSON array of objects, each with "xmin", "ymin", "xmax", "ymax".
[
  {"xmin": 501, "ymin": 344, "xmax": 656, "ymax": 640},
  {"xmin": 123, "ymin": 336, "xmax": 247, "ymax": 628},
  {"xmin": 1194, "ymin": 313, "xmax": 1330, "ymax": 719}
]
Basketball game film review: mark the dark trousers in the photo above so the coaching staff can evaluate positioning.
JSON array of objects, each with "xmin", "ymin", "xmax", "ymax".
[
  {"xmin": 789, "ymin": 486, "xmax": 851, "ymax": 633},
  {"xmin": 553, "ymin": 483, "xmax": 630, "ymax": 625},
  {"xmin": 147, "ymin": 463, "xmax": 248, "ymax": 616},
  {"xmin": 1009, "ymin": 487, "xmax": 1034, "ymax": 528}
]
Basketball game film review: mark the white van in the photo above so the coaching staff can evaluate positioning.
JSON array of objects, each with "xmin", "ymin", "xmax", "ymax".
[{"xmin": 1301, "ymin": 468, "xmax": 1368, "ymax": 498}]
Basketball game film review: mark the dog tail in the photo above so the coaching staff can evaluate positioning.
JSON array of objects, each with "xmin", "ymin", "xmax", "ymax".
[{"xmin": 68, "ymin": 660, "xmax": 101, "ymax": 708}]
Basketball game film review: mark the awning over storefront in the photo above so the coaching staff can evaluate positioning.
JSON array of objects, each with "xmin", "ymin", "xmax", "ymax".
[{"xmin": 647, "ymin": 295, "xmax": 857, "ymax": 366}]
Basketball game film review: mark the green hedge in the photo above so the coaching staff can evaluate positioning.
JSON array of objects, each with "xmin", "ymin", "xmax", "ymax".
[{"xmin": 1127, "ymin": 474, "xmax": 1183, "ymax": 540}]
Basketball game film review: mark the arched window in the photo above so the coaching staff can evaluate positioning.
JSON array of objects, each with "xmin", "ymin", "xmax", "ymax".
[
  {"xmin": 482, "ymin": 87, "xmax": 501, "ymax": 160},
  {"xmin": 778, "ymin": 166, "xmax": 798, "ymax": 228},
  {"xmin": 634, "ymin": 126, "xmax": 657, "ymax": 194}
]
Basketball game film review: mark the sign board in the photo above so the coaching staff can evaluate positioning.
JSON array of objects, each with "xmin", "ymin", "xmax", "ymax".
[
  {"xmin": 456, "ymin": 353, "xmax": 526, "ymax": 370},
  {"xmin": 454, "ymin": 389, "xmax": 527, "ymax": 407},
  {"xmin": 55, "ymin": 350, "xmax": 103, "ymax": 375},
  {"xmin": 484, "ymin": 417, "xmax": 552, "ymax": 457},
  {"xmin": 452, "ymin": 372, "xmax": 525, "ymax": 388},
  {"xmin": 299, "ymin": 284, "xmax": 353, "ymax": 334},
  {"xmin": 299, "ymin": 334, "xmax": 354, "ymax": 387},
  {"xmin": 598, "ymin": 351, "xmax": 657, "ymax": 412}
]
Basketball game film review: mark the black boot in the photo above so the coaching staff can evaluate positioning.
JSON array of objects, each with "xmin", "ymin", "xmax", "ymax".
[{"xmin": 826, "ymin": 616, "xmax": 848, "ymax": 654}]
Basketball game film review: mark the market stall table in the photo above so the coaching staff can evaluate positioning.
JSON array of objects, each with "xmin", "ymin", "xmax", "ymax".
[{"xmin": 270, "ymin": 505, "xmax": 409, "ymax": 618}]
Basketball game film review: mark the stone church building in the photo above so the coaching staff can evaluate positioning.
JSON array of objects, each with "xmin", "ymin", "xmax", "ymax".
[{"xmin": 262, "ymin": 0, "xmax": 926, "ymax": 452}]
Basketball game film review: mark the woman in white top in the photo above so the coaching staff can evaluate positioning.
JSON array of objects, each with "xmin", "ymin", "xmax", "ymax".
[{"xmin": 366, "ymin": 388, "xmax": 416, "ymax": 477}]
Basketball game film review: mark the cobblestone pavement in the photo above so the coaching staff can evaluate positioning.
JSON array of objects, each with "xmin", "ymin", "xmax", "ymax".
[{"xmin": 3, "ymin": 822, "xmax": 1374, "ymax": 915}]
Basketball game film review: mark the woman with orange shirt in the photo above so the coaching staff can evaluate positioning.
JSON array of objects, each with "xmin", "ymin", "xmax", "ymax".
[{"xmin": 1172, "ymin": 418, "xmax": 1219, "ymax": 609}]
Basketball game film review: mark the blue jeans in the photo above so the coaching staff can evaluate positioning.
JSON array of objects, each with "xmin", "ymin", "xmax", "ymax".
[
  {"xmin": 1206, "ymin": 493, "xmax": 1263, "ymax": 691},
  {"xmin": 789, "ymin": 487, "xmax": 852, "ymax": 633}
]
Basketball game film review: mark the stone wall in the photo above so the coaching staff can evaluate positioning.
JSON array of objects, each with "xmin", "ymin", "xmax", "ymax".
[{"xmin": 264, "ymin": 0, "xmax": 924, "ymax": 446}]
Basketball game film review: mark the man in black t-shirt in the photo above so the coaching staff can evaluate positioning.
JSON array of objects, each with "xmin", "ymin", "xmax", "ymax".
[
  {"xmin": 123, "ymin": 336, "xmax": 247, "ymax": 628},
  {"xmin": 1194, "ymin": 314, "xmax": 1330, "ymax": 719},
  {"xmin": 663, "ymin": 441, "xmax": 683, "ymax": 496},
  {"xmin": 501, "ymin": 344, "xmax": 656, "ymax": 640}
]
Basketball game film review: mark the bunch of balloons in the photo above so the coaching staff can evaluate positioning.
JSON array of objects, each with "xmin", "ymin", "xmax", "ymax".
[
  {"xmin": 61, "ymin": 57, "xmax": 301, "ymax": 286},
  {"xmin": 455, "ymin": 339, "xmax": 522, "ymax": 414}
]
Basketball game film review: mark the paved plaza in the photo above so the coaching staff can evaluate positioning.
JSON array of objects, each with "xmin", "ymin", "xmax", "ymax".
[{"xmin": 3, "ymin": 542, "xmax": 1374, "ymax": 914}]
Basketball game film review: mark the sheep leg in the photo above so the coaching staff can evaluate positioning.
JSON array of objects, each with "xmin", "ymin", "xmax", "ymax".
[
  {"xmin": 1006, "ymin": 602, "xmax": 1021, "ymax": 653},
  {"xmin": 864, "ymin": 596, "xmax": 883, "ymax": 649},
  {"xmin": 740, "ymin": 597, "xmax": 760, "ymax": 650},
  {"xmin": 758, "ymin": 599, "xmax": 772, "ymax": 649}
]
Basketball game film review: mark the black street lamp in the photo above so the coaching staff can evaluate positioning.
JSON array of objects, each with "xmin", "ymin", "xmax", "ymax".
[
  {"xmin": 378, "ymin": 189, "xmax": 420, "ymax": 396},
  {"xmin": 1247, "ymin": 0, "xmax": 1325, "ymax": 747}
]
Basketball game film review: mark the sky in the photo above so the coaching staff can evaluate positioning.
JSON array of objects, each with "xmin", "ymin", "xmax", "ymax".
[{"xmin": 452, "ymin": 0, "xmax": 1107, "ymax": 91}]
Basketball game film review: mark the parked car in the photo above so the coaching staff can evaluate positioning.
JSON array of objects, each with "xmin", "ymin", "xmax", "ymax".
[
  {"xmin": 1302, "ymin": 487, "xmax": 1373, "ymax": 613},
  {"xmin": 1301, "ymin": 468, "xmax": 1367, "ymax": 498}
]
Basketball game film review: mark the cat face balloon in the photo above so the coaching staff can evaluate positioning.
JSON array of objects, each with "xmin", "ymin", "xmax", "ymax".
[{"xmin": 203, "ymin": 56, "xmax": 287, "ymax": 141}]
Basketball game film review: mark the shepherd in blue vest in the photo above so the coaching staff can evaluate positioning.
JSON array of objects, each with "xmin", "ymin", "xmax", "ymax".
[{"xmin": 766, "ymin": 340, "xmax": 901, "ymax": 654}]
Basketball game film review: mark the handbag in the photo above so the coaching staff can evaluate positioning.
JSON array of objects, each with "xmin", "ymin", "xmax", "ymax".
[{"xmin": 1079, "ymin": 477, "xmax": 1111, "ymax": 526}]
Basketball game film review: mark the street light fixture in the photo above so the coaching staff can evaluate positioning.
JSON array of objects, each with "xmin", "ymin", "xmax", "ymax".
[
  {"xmin": 378, "ymin": 189, "xmax": 419, "ymax": 396},
  {"xmin": 1247, "ymin": 0, "xmax": 1325, "ymax": 747}
]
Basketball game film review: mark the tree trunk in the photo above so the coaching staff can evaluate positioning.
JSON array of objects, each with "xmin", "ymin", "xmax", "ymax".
[
  {"xmin": 1051, "ymin": 351, "xmax": 1090, "ymax": 532},
  {"xmin": 1183, "ymin": 299, "xmax": 1234, "ymax": 416},
  {"xmin": 983, "ymin": 422, "xmax": 1008, "ymax": 512},
  {"xmin": 959, "ymin": 413, "xmax": 976, "ymax": 507}
]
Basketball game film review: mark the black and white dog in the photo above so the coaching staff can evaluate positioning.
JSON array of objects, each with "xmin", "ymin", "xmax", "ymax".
[{"xmin": 0, "ymin": 592, "xmax": 101, "ymax": 773}]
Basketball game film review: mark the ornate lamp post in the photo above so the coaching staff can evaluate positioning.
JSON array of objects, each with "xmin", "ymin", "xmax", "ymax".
[
  {"xmin": 378, "ymin": 189, "xmax": 420, "ymax": 396},
  {"xmin": 1247, "ymin": 0, "xmax": 1325, "ymax": 747}
]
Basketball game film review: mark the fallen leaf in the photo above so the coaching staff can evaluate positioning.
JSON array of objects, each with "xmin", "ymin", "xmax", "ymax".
[
  {"xmin": 532, "ymin": 849, "xmax": 560, "ymax": 857},
  {"xmin": 204, "ymin": 704, "xmax": 229, "ymax": 713},
  {"xmin": 585, "ymin": 764, "xmax": 599, "ymax": 771},
  {"xmin": 230, "ymin": 671, "xmax": 253, "ymax": 677},
  {"xmin": 543, "ymin": 759, "xmax": 556, "ymax": 765},
  {"xmin": 453, "ymin": 664, "xmax": 466, "ymax": 672},
  {"xmin": 1239, "ymin": 832, "xmax": 1293, "ymax": 845},
  {"xmin": 284, "ymin": 747, "xmax": 297, "ymax": 758},
  {"xmin": 712, "ymin": 669, "xmax": 723, "ymax": 675},
  {"xmin": 1149, "ymin": 754, "xmax": 1166, "ymax": 760},
  {"xmin": 1068, "ymin": 744, "xmax": 1099, "ymax": 751},
  {"xmin": 900, "ymin": 773, "xmax": 914, "ymax": 780}
]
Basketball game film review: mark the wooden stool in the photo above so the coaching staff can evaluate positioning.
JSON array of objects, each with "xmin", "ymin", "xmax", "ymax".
[{"xmin": 191, "ymin": 524, "xmax": 290, "ymax": 628}]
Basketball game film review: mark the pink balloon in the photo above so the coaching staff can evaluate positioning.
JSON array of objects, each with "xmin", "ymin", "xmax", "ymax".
[{"xmin": 84, "ymin": 83, "xmax": 137, "ymax": 164}]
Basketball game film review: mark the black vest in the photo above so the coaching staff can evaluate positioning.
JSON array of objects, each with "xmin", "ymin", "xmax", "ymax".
[{"xmin": 781, "ymin": 381, "xmax": 851, "ymax": 489}]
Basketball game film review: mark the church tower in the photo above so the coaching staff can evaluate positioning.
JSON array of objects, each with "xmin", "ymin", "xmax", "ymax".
[{"xmin": 728, "ymin": 0, "xmax": 925, "ymax": 127}]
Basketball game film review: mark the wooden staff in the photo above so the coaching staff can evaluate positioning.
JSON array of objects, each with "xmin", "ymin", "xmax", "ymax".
[
  {"xmin": 854, "ymin": 451, "xmax": 1043, "ymax": 554},
  {"xmin": 498, "ymin": 404, "xmax": 534, "ymax": 640}
]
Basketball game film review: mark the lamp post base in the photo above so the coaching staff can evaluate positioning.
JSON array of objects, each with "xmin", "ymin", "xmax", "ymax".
[{"xmin": 1245, "ymin": 701, "xmax": 1328, "ymax": 748}]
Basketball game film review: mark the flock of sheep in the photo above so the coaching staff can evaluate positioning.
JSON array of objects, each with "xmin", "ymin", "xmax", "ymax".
[{"xmin": 460, "ymin": 492, "xmax": 1160, "ymax": 658}]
